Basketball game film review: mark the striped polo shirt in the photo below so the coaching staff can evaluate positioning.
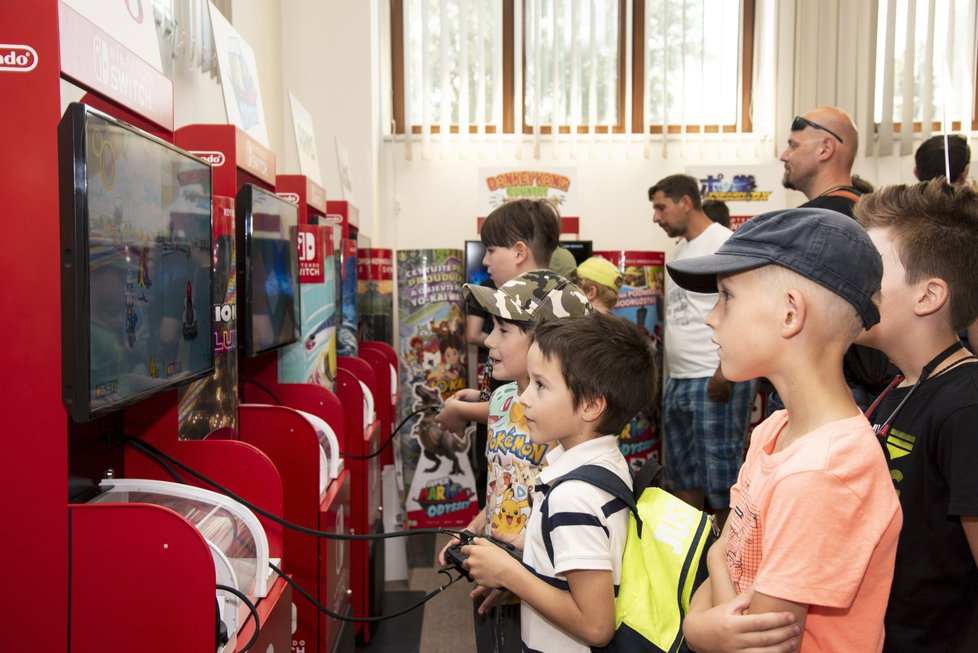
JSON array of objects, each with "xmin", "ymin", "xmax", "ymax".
[{"xmin": 520, "ymin": 435, "xmax": 632, "ymax": 653}]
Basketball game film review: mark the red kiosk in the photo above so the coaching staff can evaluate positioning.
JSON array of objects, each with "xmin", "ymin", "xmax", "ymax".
[
  {"xmin": 325, "ymin": 200, "xmax": 391, "ymax": 636},
  {"xmin": 173, "ymin": 126, "xmax": 357, "ymax": 651},
  {"xmin": 5, "ymin": 3, "xmax": 295, "ymax": 651}
]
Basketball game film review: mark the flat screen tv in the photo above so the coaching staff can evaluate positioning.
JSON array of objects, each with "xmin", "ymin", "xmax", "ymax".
[
  {"xmin": 236, "ymin": 184, "xmax": 300, "ymax": 357},
  {"xmin": 59, "ymin": 102, "xmax": 214, "ymax": 423}
]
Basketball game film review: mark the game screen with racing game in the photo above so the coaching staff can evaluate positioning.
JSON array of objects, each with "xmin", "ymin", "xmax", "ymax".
[
  {"xmin": 59, "ymin": 103, "xmax": 214, "ymax": 422},
  {"xmin": 237, "ymin": 184, "xmax": 300, "ymax": 357}
]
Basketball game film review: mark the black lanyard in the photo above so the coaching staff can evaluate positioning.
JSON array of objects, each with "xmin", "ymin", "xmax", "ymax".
[{"xmin": 865, "ymin": 342, "xmax": 973, "ymax": 439}]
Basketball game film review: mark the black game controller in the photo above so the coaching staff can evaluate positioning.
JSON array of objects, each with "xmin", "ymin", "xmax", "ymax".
[{"xmin": 443, "ymin": 530, "xmax": 523, "ymax": 581}]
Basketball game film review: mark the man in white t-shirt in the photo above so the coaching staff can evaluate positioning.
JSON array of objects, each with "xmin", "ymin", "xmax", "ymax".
[{"xmin": 650, "ymin": 174, "xmax": 756, "ymax": 527}]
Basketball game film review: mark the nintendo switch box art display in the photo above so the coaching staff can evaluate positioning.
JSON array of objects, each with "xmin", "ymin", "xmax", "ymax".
[
  {"xmin": 357, "ymin": 248, "xmax": 394, "ymax": 345},
  {"xmin": 396, "ymin": 249, "xmax": 478, "ymax": 527},
  {"xmin": 594, "ymin": 250, "xmax": 666, "ymax": 470},
  {"xmin": 58, "ymin": 103, "xmax": 214, "ymax": 423},
  {"xmin": 337, "ymin": 238, "xmax": 359, "ymax": 357},
  {"xmin": 236, "ymin": 184, "xmax": 301, "ymax": 358},
  {"xmin": 178, "ymin": 196, "xmax": 239, "ymax": 440},
  {"xmin": 277, "ymin": 222, "xmax": 337, "ymax": 391}
]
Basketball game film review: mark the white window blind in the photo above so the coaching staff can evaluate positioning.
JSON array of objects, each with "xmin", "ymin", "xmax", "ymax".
[
  {"xmin": 403, "ymin": 0, "xmax": 504, "ymax": 155},
  {"xmin": 874, "ymin": 0, "xmax": 977, "ymax": 155},
  {"xmin": 643, "ymin": 0, "xmax": 742, "ymax": 132},
  {"xmin": 523, "ymin": 0, "xmax": 620, "ymax": 130}
]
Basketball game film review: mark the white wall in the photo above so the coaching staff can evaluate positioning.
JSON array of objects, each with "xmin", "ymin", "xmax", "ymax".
[{"xmin": 280, "ymin": 0, "xmax": 382, "ymax": 243}]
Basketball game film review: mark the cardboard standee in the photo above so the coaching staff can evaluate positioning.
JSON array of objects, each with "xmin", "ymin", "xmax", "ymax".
[{"xmin": 396, "ymin": 249, "xmax": 478, "ymax": 528}]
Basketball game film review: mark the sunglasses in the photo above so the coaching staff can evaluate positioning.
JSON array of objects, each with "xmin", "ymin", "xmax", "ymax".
[{"xmin": 791, "ymin": 115, "xmax": 844, "ymax": 144}]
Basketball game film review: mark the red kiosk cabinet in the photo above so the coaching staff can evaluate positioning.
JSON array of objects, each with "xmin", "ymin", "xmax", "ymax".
[
  {"xmin": 326, "ymin": 200, "xmax": 359, "ymax": 240},
  {"xmin": 174, "ymin": 124, "xmax": 277, "ymax": 196},
  {"xmin": 278, "ymin": 174, "xmax": 328, "ymax": 225}
]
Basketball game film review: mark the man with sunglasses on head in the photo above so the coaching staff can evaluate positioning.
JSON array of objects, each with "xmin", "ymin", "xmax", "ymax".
[
  {"xmin": 781, "ymin": 107, "xmax": 862, "ymax": 217},
  {"xmin": 776, "ymin": 107, "xmax": 896, "ymax": 413}
]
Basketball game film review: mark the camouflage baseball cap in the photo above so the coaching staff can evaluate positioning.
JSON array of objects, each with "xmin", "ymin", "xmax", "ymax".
[{"xmin": 463, "ymin": 269, "xmax": 592, "ymax": 322}]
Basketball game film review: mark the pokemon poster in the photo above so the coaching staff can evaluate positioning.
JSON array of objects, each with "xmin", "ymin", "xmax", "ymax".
[
  {"xmin": 396, "ymin": 249, "xmax": 478, "ymax": 527},
  {"xmin": 594, "ymin": 250, "xmax": 666, "ymax": 472}
]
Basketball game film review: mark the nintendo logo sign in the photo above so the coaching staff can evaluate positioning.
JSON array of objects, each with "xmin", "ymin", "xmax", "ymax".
[
  {"xmin": 0, "ymin": 44, "xmax": 38, "ymax": 72},
  {"xmin": 191, "ymin": 151, "xmax": 225, "ymax": 167}
]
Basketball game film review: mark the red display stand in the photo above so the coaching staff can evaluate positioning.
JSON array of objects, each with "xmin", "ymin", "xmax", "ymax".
[
  {"xmin": 335, "ymin": 356, "xmax": 385, "ymax": 639},
  {"xmin": 174, "ymin": 123, "xmax": 276, "ymax": 197},
  {"xmin": 278, "ymin": 173, "xmax": 328, "ymax": 225},
  {"xmin": 359, "ymin": 341, "xmax": 400, "ymax": 468},
  {"xmin": 238, "ymin": 404, "xmax": 354, "ymax": 653},
  {"xmin": 2, "ymin": 3, "xmax": 69, "ymax": 649},
  {"xmin": 325, "ymin": 200, "xmax": 360, "ymax": 241},
  {"xmin": 239, "ymin": 355, "xmax": 363, "ymax": 644}
]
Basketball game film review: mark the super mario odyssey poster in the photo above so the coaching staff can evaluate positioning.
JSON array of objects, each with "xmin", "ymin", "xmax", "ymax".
[{"xmin": 396, "ymin": 249, "xmax": 478, "ymax": 527}]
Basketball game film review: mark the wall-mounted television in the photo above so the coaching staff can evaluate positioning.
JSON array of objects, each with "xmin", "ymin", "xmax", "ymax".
[
  {"xmin": 236, "ymin": 184, "xmax": 300, "ymax": 357},
  {"xmin": 59, "ymin": 102, "xmax": 214, "ymax": 423}
]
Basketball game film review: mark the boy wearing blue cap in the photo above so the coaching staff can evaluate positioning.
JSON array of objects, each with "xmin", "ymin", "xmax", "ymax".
[{"xmin": 672, "ymin": 208, "xmax": 902, "ymax": 652}]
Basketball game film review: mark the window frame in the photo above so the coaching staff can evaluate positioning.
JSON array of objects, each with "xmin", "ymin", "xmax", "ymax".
[
  {"xmin": 631, "ymin": 0, "xmax": 754, "ymax": 134},
  {"xmin": 391, "ymin": 0, "xmax": 755, "ymax": 135},
  {"xmin": 520, "ymin": 0, "xmax": 628, "ymax": 135}
]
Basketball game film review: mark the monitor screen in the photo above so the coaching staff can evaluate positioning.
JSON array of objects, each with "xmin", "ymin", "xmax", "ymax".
[
  {"xmin": 560, "ymin": 240, "xmax": 593, "ymax": 265},
  {"xmin": 237, "ymin": 184, "xmax": 300, "ymax": 357},
  {"xmin": 59, "ymin": 103, "xmax": 214, "ymax": 422}
]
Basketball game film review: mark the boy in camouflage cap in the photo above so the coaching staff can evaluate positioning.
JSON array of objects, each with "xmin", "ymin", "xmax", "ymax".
[
  {"xmin": 438, "ymin": 269, "xmax": 592, "ymax": 651},
  {"xmin": 463, "ymin": 269, "xmax": 592, "ymax": 323}
]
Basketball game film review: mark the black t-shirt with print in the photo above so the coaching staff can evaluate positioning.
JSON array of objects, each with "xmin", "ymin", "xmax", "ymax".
[{"xmin": 869, "ymin": 363, "xmax": 978, "ymax": 653}]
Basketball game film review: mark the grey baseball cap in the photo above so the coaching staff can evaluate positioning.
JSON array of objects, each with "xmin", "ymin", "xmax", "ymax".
[
  {"xmin": 666, "ymin": 207, "xmax": 882, "ymax": 328},
  {"xmin": 463, "ymin": 269, "xmax": 592, "ymax": 323}
]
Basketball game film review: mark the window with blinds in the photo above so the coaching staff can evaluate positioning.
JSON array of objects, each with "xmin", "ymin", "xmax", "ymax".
[
  {"xmin": 874, "ymin": 0, "xmax": 977, "ymax": 137},
  {"xmin": 523, "ymin": 0, "xmax": 624, "ymax": 134},
  {"xmin": 636, "ymin": 0, "xmax": 749, "ymax": 134},
  {"xmin": 390, "ymin": 0, "xmax": 753, "ymax": 136},
  {"xmin": 393, "ymin": 0, "xmax": 507, "ymax": 134}
]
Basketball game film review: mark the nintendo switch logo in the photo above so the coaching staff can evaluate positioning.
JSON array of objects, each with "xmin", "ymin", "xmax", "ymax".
[
  {"xmin": 191, "ymin": 151, "xmax": 225, "ymax": 167},
  {"xmin": 299, "ymin": 231, "xmax": 316, "ymax": 262},
  {"xmin": 0, "ymin": 44, "xmax": 38, "ymax": 72},
  {"xmin": 278, "ymin": 192, "xmax": 300, "ymax": 205}
]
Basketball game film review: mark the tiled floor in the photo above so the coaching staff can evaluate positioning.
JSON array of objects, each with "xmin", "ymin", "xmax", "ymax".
[{"xmin": 358, "ymin": 534, "xmax": 475, "ymax": 653}]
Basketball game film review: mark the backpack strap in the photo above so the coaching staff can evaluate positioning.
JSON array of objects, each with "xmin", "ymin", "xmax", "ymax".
[
  {"xmin": 632, "ymin": 456, "xmax": 664, "ymax": 497},
  {"xmin": 539, "ymin": 464, "xmax": 638, "ymax": 567}
]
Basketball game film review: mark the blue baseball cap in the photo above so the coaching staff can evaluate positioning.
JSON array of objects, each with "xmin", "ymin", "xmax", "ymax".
[{"xmin": 666, "ymin": 208, "xmax": 882, "ymax": 328}]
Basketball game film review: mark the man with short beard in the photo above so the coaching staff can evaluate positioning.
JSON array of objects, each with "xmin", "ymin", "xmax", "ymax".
[
  {"xmin": 778, "ymin": 107, "xmax": 895, "ymax": 411},
  {"xmin": 780, "ymin": 107, "xmax": 862, "ymax": 217}
]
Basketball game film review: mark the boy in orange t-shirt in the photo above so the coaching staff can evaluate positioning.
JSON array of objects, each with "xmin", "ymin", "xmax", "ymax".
[{"xmin": 670, "ymin": 208, "xmax": 902, "ymax": 652}]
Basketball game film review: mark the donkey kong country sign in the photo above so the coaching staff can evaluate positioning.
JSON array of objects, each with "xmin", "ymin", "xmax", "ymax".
[{"xmin": 479, "ymin": 167, "xmax": 578, "ymax": 217}]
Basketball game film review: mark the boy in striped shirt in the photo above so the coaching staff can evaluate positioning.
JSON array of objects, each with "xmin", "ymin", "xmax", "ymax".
[{"xmin": 463, "ymin": 313, "xmax": 657, "ymax": 652}]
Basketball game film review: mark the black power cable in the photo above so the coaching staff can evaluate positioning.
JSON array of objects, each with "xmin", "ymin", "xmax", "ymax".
[
  {"xmin": 339, "ymin": 406, "xmax": 435, "ymax": 460},
  {"xmin": 269, "ymin": 562, "xmax": 463, "ymax": 623},
  {"xmin": 216, "ymin": 584, "xmax": 260, "ymax": 652},
  {"xmin": 118, "ymin": 434, "xmax": 463, "ymax": 542}
]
